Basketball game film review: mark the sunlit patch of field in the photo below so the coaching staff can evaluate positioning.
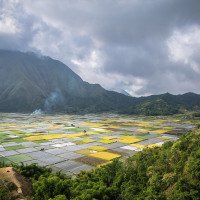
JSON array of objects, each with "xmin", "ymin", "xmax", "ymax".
[
  {"xmin": 89, "ymin": 151, "xmax": 121, "ymax": 161},
  {"xmin": 77, "ymin": 149, "xmax": 98, "ymax": 155},
  {"xmin": 100, "ymin": 136, "xmax": 118, "ymax": 140},
  {"xmin": 99, "ymin": 139, "xmax": 117, "ymax": 144},
  {"xmin": 25, "ymin": 133, "xmax": 71, "ymax": 141},
  {"xmin": 152, "ymin": 129, "xmax": 170, "ymax": 134},
  {"xmin": 131, "ymin": 142, "xmax": 164, "ymax": 149},
  {"xmin": 88, "ymin": 146, "xmax": 108, "ymax": 151},
  {"xmin": 75, "ymin": 138, "xmax": 95, "ymax": 144},
  {"xmin": 0, "ymin": 124, "xmax": 16, "ymax": 127},
  {"xmin": 118, "ymin": 136, "xmax": 145, "ymax": 144},
  {"xmin": 147, "ymin": 142, "xmax": 164, "ymax": 148}
]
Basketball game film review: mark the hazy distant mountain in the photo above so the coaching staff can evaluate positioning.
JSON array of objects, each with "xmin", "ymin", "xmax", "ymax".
[
  {"xmin": 0, "ymin": 50, "xmax": 134, "ymax": 113},
  {"xmin": 0, "ymin": 50, "xmax": 199, "ymax": 115}
]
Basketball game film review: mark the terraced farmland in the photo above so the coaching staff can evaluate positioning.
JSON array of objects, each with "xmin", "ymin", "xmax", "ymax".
[{"xmin": 0, "ymin": 113, "xmax": 195, "ymax": 175}]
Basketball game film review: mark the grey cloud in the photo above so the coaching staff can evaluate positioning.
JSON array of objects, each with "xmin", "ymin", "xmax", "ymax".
[{"xmin": 0, "ymin": 0, "xmax": 200, "ymax": 96}]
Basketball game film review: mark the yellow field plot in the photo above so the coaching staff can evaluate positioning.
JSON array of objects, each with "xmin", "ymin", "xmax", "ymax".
[
  {"xmin": 131, "ymin": 142, "xmax": 163, "ymax": 149},
  {"xmin": 0, "ymin": 124, "xmax": 16, "ymax": 127},
  {"xmin": 118, "ymin": 136, "xmax": 144, "ymax": 144},
  {"xmin": 153, "ymin": 129, "xmax": 169, "ymax": 134},
  {"xmin": 137, "ymin": 129, "xmax": 149, "ymax": 133},
  {"xmin": 99, "ymin": 139, "xmax": 117, "ymax": 144},
  {"xmin": 86, "ymin": 131, "xmax": 102, "ymax": 135},
  {"xmin": 100, "ymin": 136, "xmax": 118, "ymax": 140},
  {"xmin": 148, "ymin": 143, "xmax": 163, "ymax": 148},
  {"xmin": 76, "ymin": 138, "xmax": 95, "ymax": 144},
  {"xmin": 88, "ymin": 146, "xmax": 108, "ymax": 151},
  {"xmin": 77, "ymin": 149, "xmax": 97, "ymax": 155},
  {"xmin": 107, "ymin": 125, "xmax": 121, "ymax": 129},
  {"xmin": 25, "ymin": 134, "xmax": 68, "ymax": 141},
  {"xmin": 89, "ymin": 151, "xmax": 121, "ymax": 161},
  {"xmin": 131, "ymin": 143, "xmax": 146, "ymax": 149}
]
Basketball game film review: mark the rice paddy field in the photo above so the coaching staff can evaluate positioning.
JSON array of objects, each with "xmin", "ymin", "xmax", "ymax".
[{"xmin": 0, "ymin": 113, "xmax": 196, "ymax": 175}]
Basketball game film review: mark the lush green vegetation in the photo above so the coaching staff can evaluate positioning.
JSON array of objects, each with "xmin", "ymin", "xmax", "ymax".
[
  {"xmin": 0, "ymin": 130, "xmax": 199, "ymax": 200},
  {"xmin": 123, "ymin": 93, "xmax": 200, "ymax": 116}
]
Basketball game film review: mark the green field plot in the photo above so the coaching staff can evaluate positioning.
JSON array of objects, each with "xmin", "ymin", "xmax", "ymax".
[
  {"xmin": 2, "ymin": 137, "xmax": 26, "ymax": 143},
  {"xmin": 67, "ymin": 127, "xmax": 82, "ymax": 132},
  {"xmin": 5, "ymin": 145, "xmax": 26, "ymax": 151},
  {"xmin": 34, "ymin": 139, "xmax": 48, "ymax": 143},
  {"xmin": 0, "ymin": 133, "xmax": 8, "ymax": 142},
  {"xmin": 0, "ymin": 156, "xmax": 12, "ymax": 165},
  {"xmin": 7, "ymin": 154, "xmax": 33, "ymax": 163}
]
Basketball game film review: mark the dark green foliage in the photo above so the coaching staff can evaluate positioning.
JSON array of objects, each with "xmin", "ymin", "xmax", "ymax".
[
  {"xmin": 0, "ymin": 185, "xmax": 10, "ymax": 200},
  {"xmin": 193, "ymin": 112, "xmax": 200, "ymax": 118},
  {"xmin": 127, "ymin": 99, "xmax": 179, "ymax": 115},
  {"xmin": 33, "ymin": 175, "xmax": 72, "ymax": 200},
  {"xmin": 122, "ymin": 93, "xmax": 200, "ymax": 116},
  {"xmin": 49, "ymin": 195, "xmax": 68, "ymax": 200},
  {"xmin": 18, "ymin": 163, "xmax": 52, "ymax": 180}
]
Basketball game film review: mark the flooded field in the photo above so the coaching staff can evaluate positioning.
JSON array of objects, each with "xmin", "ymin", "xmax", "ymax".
[{"xmin": 0, "ymin": 113, "xmax": 195, "ymax": 175}]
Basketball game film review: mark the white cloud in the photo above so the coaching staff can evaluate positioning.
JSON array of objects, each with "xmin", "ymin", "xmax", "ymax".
[
  {"xmin": 0, "ymin": 16, "xmax": 20, "ymax": 34},
  {"xmin": 167, "ymin": 26, "xmax": 200, "ymax": 73}
]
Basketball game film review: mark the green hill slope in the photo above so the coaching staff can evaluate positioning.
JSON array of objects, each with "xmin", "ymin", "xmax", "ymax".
[{"xmin": 0, "ymin": 50, "xmax": 134, "ymax": 113}]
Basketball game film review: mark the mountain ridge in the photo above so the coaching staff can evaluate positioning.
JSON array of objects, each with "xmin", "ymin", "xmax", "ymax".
[
  {"xmin": 0, "ymin": 50, "xmax": 200, "ymax": 115},
  {"xmin": 0, "ymin": 50, "xmax": 134, "ymax": 113}
]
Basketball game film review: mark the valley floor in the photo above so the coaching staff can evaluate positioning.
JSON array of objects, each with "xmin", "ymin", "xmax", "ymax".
[{"xmin": 0, "ymin": 113, "xmax": 195, "ymax": 175}]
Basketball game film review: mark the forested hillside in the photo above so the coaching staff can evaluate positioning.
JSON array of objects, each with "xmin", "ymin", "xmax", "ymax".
[
  {"xmin": 0, "ymin": 129, "xmax": 199, "ymax": 200},
  {"xmin": 123, "ymin": 93, "xmax": 200, "ymax": 116}
]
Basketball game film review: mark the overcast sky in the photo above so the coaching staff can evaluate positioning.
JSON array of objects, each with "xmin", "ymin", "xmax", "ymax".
[{"xmin": 0, "ymin": 0, "xmax": 200, "ymax": 96}]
